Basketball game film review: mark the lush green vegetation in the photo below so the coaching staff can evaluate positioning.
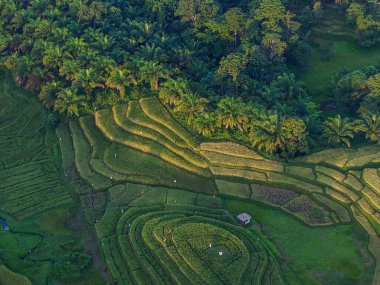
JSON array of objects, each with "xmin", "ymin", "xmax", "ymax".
[
  {"xmin": 0, "ymin": 76, "xmax": 106, "ymax": 284},
  {"xmin": 1, "ymin": 0, "xmax": 380, "ymax": 284},
  {"xmin": 1, "ymin": 0, "xmax": 379, "ymax": 158},
  {"xmin": 52, "ymin": 90, "xmax": 379, "ymax": 285},
  {"xmin": 299, "ymin": 4, "xmax": 380, "ymax": 94},
  {"xmin": 226, "ymin": 199, "xmax": 374, "ymax": 285}
]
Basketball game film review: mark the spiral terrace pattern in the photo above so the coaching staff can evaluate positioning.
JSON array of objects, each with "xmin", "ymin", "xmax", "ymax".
[{"xmin": 96, "ymin": 199, "xmax": 284, "ymax": 285}]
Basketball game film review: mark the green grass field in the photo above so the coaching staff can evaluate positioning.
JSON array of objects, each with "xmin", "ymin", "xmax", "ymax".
[
  {"xmin": 298, "ymin": 4, "xmax": 380, "ymax": 109},
  {"xmin": 226, "ymin": 199, "xmax": 374, "ymax": 285},
  {"xmin": 0, "ymin": 265, "xmax": 32, "ymax": 285}
]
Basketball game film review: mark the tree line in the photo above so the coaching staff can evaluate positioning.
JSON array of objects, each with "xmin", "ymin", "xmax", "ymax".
[{"xmin": 0, "ymin": 0, "xmax": 379, "ymax": 158}]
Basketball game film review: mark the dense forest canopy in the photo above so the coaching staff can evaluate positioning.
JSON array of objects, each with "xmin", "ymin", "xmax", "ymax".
[{"xmin": 0, "ymin": 0, "xmax": 379, "ymax": 157}]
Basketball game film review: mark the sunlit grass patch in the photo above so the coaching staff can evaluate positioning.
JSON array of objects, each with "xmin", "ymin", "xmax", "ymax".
[{"xmin": 139, "ymin": 97, "xmax": 199, "ymax": 148}]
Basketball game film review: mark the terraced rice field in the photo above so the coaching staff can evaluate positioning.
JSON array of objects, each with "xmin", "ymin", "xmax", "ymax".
[
  {"xmin": 8, "ymin": 80, "xmax": 374, "ymax": 284},
  {"xmin": 95, "ymin": 184, "xmax": 284, "ymax": 285},
  {"xmin": 55, "ymin": 97, "xmax": 379, "ymax": 285},
  {"xmin": 58, "ymin": 106, "xmax": 215, "ymax": 195},
  {"xmin": 198, "ymin": 141, "xmax": 380, "ymax": 285},
  {"xmin": 0, "ymin": 77, "xmax": 72, "ymax": 219},
  {"xmin": 0, "ymin": 90, "xmax": 358, "ymax": 284}
]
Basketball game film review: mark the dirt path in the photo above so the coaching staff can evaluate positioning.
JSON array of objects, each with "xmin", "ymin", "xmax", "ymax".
[{"xmin": 67, "ymin": 209, "xmax": 112, "ymax": 283}]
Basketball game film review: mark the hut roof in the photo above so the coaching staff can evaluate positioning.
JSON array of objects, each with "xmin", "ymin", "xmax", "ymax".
[{"xmin": 237, "ymin": 213, "xmax": 252, "ymax": 222}]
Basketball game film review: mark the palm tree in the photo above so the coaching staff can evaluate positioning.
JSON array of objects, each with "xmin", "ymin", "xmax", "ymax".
[
  {"xmin": 137, "ymin": 43, "xmax": 167, "ymax": 62},
  {"xmin": 249, "ymin": 113, "xmax": 283, "ymax": 154},
  {"xmin": 38, "ymin": 81, "xmax": 61, "ymax": 108},
  {"xmin": 94, "ymin": 34, "xmax": 114, "ymax": 52},
  {"xmin": 322, "ymin": 115, "xmax": 355, "ymax": 147},
  {"xmin": 273, "ymin": 73, "xmax": 307, "ymax": 102},
  {"xmin": 59, "ymin": 60, "xmax": 81, "ymax": 81},
  {"xmin": 216, "ymin": 97, "xmax": 249, "ymax": 130},
  {"xmin": 259, "ymin": 85, "xmax": 281, "ymax": 104},
  {"xmin": 75, "ymin": 68, "xmax": 103, "ymax": 91},
  {"xmin": 273, "ymin": 103, "xmax": 295, "ymax": 116},
  {"xmin": 65, "ymin": 37, "xmax": 87, "ymax": 56},
  {"xmin": 174, "ymin": 92, "xmax": 209, "ymax": 123},
  {"xmin": 193, "ymin": 112, "xmax": 218, "ymax": 136},
  {"xmin": 357, "ymin": 112, "xmax": 380, "ymax": 144},
  {"xmin": 54, "ymin": 88, "xmax": 88, "ymax": 117},
  {"xmin": 159, "ymin": 78, "xmax": 189, "ymax": 107},
  {"xmin": 94, "ymin": 56, "xmax": 116, "ymax": 76},
  {"xmin": 125, "ymin": 58, "xmax": 145, "ymax": 93},
  {"xmin": 11, "ymin": 55, "xmax": 35, "ymax": 86},
  {"xmin": 105, "ymin": 68, "xmax": 129, "ymax": 97},
  {"xmin": 42, "ymin": 45, "xmax": 72, "ymax": 69},
  {"xmin": 52, "ymin": 27, "xmax": 70, "ymax": 45},
  {"xmin": 140, "ymin": 61, "xmax": 171, "ymax": 90}
]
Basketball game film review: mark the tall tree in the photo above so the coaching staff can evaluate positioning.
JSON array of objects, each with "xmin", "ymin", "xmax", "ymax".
[
  {"xmin": 159, "ymin": 78, "xmax": 190, "ymax": 107},
  {"xmin": 322, "ymin": 115, "xmax": 355, "ymax": 147},
  {"xmin": 224, "ymin": 8, "xmax": 245, "ymax": 47},
  {"xmin": 42, "ymin": 45, "xmax": 72, "ymax": 69},
  {"xmin": 54, "ymin": 87, "xmax": 88, "ymax": 117},
  {"xmin": 105, "ymin": 68, "xmax": 129, "ymax": 97},
  {"xmin": 140, "ymin": 61, "xmax": 171, "ymax": 90},
  {"xmin": 193, "ymin": 112, "xmax": 218, "ymax": 136},
  {"xmin": 254, "ymin": 0, "xmax": 285, "ymax": 33},
  {"xmin": 367, "ymin": 74, "xmax": 380, "ymax": 97},
  {"xmin": 175, "ymin": 0, "xmax": 218, "ymax": 29},
  {"xmin": 174, "ymin": 92, "xmax": 209, "ymax": 123},
  {"xmin": 217, "ymin": 52, "xmax": 248, "ymax": 93},
  {"xmin": 39, "ymin": 81, "xmax": 61, "ymax": 108},
  {"xmin": 216, "ymin": 97, "xmax": 249, "ymax": 130},
  {"xmin": 249, "ymin": 113, "xmax": 282, "ymax": 154},
  {"xmin": 279, "ymin": 117, "xmax": 309, "ymax": 156},
  {"xmin": 357, "ymin": 112, "xmax": 380, "ymax": 144}
]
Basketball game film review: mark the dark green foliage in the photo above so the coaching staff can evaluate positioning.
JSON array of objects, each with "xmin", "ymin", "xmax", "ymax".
[
  {"xmin": 42, "ymin": 111, "xmax": 60, "ymax": 130},
  {"xmin": 1, "ymin": 0, "xmax": 380, "ymax": 156},
  {"xmin": 51, "ymin": 241, "xmax": 92, "ymax": 281}
]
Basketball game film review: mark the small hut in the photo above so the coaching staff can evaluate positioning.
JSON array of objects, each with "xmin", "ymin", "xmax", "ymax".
[{"xmin": 237, "ymin": 213, "xmax": 252, "ymax": 225}]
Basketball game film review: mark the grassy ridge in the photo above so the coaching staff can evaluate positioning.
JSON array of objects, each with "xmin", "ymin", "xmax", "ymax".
[
  {"xmin": 126, "ymin": 103, "xmax": 189, "ymax": 149},
  {"xmin": 200, "ymin": 142, "xmax": 264, "ymax": 159},
  {"xmin": 95, "ymin": 109, "xmax": 210, "ymax": 177},
  {"xmin": 0, "ymin": 265, "xmax": 32, "ymax": 285},
  {"xmin": 139, "ymin": 97, "xmax": 199, "ymax": 149},
  {"xmin": 103, "ymin": 144, "xmax": 216, "ymax": 194},
  {"xmin": 363, "ymin": 169, "xmax": 380, "ymax": 194},
  {"xmin": 202, "ymin": 150, "xmax": 284, "ymax": 172},
  {"xmin": 69, "ymin": 120, "xmax": 112, "ymax": 191},
  {"xmin": 79, "ymin": 116, "xmax": 111, "ymax": 159},
  {"xmin": 113, "ymin": 103, "xmax": 208, "ymax": 169}
]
